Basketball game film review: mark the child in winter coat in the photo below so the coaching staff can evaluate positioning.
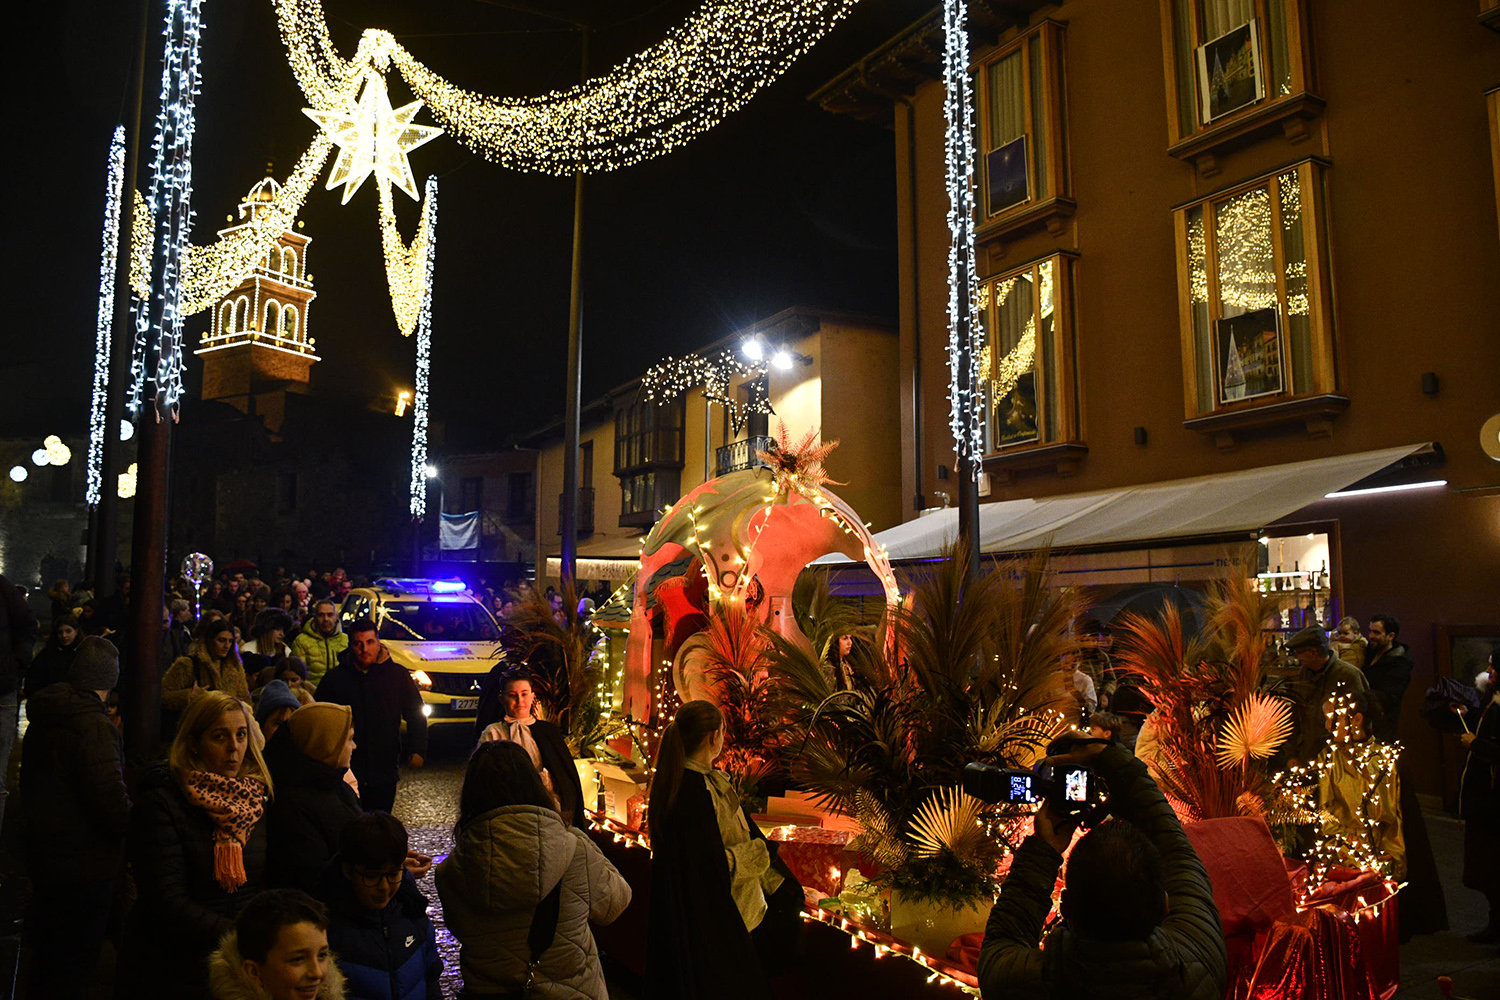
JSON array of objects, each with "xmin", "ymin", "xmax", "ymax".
[
  {"xmin": 210, "ymin": 888, "xmax": 345, "ymax": 1000},
  {"xmin": 321, "ymin": 812, "xmax": 443, "ymax": 1000}
]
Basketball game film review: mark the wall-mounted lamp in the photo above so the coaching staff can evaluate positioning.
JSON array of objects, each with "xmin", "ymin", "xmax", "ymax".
[
  {"xmin": 770, "ymin": 348, "xmax": 812, "ymax": 370},
  {"xmin": 741, "ymin": 337, "xmax": 765, "ymax": 362}
]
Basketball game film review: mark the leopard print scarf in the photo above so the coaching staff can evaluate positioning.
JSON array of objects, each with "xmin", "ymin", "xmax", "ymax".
[{"xmin": 181, "ymin": 770, "xmax": 267, "ymax": 893}]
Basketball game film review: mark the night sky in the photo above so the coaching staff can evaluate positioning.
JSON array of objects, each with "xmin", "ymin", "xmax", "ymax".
[{"xmin": 13, "ymin": 0, "xmax": 928, "ymax": 450}]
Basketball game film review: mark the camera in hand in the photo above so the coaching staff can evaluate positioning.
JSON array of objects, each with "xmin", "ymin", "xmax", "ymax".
[{"xmin": 962, "ymin": 761, "xmax": 1102, "ymax": 815}]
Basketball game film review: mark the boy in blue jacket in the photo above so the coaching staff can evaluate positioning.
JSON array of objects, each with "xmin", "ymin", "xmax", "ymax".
[{"xmin": 322, "ymin": 812, "xmax": 443, "ymax": 1000}]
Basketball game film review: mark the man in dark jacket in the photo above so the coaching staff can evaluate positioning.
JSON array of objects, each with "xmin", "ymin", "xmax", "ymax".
[
  {"xmin": 979, "ymin": 739, "xmax": 1227, "ymax": 1000},
  {"xmin": 1285, "ymin": 625, "xmax": 1368, "ymax": 762},
  {"xmin": 20, "ymin": 635, "xmax": 131, "ymax": 1000},
  {"xmin": 0, "ymin": 572, "xmax": 38, "ymax": 835},
  {"xmin": 315, "ymin": 619, "xmax": 426, "ymax": 813},
  {"xmin": 1365, "ymin": 614, "xmax": 1414, "ymax": 742}
]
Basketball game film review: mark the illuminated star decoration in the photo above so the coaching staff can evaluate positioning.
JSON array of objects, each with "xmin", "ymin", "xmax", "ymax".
[
  {"xmin": 756, "ymin": 425, "xmax": 844, "ymax": 496},
  {"xmin": 303, "ymin": 71, "xmax": 442, "ymax": 204}
]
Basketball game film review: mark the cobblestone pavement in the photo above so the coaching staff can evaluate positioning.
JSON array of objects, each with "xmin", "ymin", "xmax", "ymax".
[{"xmin": 391, "ymin": 731, "xmax": 467, "ymax": 999}]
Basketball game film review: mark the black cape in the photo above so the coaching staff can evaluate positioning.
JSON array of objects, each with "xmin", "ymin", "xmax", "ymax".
[{"xmin": 646, "ymin": 769, "xmax": 771, "ymax": 1000}]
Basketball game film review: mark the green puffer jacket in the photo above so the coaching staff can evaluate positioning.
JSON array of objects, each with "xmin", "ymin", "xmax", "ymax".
[
  {"xmin": 290, "ymin": 617, "xmax": 348, "ymax": 690},
  {"xmin": 977, "ymin": 745, "xmax": 1227, "ymax": 1000}
]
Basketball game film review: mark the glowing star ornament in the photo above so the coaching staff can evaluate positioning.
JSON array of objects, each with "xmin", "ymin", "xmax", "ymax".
[{"xmin": 303, "ymin": 72, "xmax": 442, "ymax": 205}]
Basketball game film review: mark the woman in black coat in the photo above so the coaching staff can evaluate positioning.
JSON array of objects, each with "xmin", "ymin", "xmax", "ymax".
[
  {"xmin": 645, "ymin": 700, "xmax": 800, "ymax": 1000},
  {"xmin": 478, "ymin": 670, "xmax": 588, "ymax": 830},
  {"xmin": 119, "ymin": 691, "xmax": 272, "ymax": 1000},
  {"xmin": 263, "ymin": 701, "xmax": 361, "ymax": 891},
  {"xmin": 24, "ymin": 614, "xmax": 82, "ymax": 698}
]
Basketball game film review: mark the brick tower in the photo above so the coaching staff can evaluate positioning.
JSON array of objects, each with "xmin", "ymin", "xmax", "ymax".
[{"xmin": 195, "ymin": 176, "xmax": 318, "ymax": 434}]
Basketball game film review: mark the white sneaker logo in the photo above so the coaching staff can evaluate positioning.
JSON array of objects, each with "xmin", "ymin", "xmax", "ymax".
[{"xmin": 405, "ymin": 936, "xmax": 416, "ymax": 948}]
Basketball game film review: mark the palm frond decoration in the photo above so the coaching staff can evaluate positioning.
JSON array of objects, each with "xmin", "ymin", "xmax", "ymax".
[
  {"xmin": 909, "ymin": 786, "xmax": 987, "ymax": 860},
  {"xmin": 756, "ymin": 423, "xmax": 845, "ymax": 494},
  {"xmin": 1113, "ymin": 566, "xmax": 1289, "ymax": 819},
  {"xmin": 1216, "ymin": 692, "xmax": 1294, "ymax": 769}
]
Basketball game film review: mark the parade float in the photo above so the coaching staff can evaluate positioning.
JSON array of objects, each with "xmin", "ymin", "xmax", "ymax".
[{"xmin": 505, "ymin": 442, "xmax": 1406, "ymax": 998}]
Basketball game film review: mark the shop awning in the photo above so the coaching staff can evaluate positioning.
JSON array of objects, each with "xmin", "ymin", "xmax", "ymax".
[
  {"xmin": 814, "ymin": 443, "xmax": 1429, "ymax": 565},
  {"xmin": 544, "ymin": 534, "xmax": 645, "ymax": 582}
]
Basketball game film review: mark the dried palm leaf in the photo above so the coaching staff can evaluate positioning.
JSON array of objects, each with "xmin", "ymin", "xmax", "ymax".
[
  {"xmin": 908, "ymin": 786, "xmax": 987, "ymax": 860},
  {"xmin": 1216, "ymin": 692, "xmax": 1294, "ymax": 769}
]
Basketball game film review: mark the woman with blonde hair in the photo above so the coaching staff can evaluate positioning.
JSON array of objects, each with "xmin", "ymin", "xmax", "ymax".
[{"xmin": 120, "ymin": 691, "xmax": 274, "ymax": 999}]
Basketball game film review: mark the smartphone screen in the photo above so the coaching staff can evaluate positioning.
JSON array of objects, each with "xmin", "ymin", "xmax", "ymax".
[{"xmin": 1062, "ymin": 766, "xmax": 1090, "ymax": 803}]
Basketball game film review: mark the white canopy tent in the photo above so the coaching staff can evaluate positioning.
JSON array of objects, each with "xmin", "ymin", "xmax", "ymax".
[{"xmin": 813, "ymin": 443, "xmax": 1428, "ymax": 565}]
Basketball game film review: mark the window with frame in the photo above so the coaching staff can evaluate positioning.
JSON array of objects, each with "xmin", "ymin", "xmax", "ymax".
[
  {"xmin": 615, "ymin": 396, "xmax": 684, "ymax": 526},
  {"xmin": 1162, "ymin": 0, "xmax": 1318, "ymax": 157},
  {"xmin": 978, "ymin": 254, "xmax": 1081, "ymax": 454},
  {"xmin": 1175, "ymin": 160, "xmax": 1336, "ymax": 423},
  {"xmin": 978, "ymin": 21, "xmax": 1069, "ymax": 225}
]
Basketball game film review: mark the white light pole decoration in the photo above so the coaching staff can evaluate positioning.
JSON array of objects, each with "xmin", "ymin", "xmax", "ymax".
[
  {"xmin": 408, "ymin": 176, "xmax": 438, "ymax": 518},
  {"xmin": 131, "ymin": 0, "xmax": 205, "ymax": 420},
  {"xmin": 87, "ymin": 127, "xmax": 127, "ymax": 507},
  {"xmin": 940, "ymin": 0, "xmax": 984, "ymax": 465}
]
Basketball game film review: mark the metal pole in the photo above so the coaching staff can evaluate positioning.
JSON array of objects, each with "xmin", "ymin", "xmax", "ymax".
[
  {"xmin": 125, "ymin": 407, "xmax": 169, "ymax": 764},
  {"xmin": 559, "ymin": 26, "xmax": 588, "ymax": 586},
  {"xmin": 90, "ymin": 0, "xmax": 151, "ymax": 593}
]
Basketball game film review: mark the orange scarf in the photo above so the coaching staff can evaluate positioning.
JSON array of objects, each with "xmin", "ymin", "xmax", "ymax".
[{"xmin": 181, "ymin": 771, "xmax": 267, "ymax": 893}]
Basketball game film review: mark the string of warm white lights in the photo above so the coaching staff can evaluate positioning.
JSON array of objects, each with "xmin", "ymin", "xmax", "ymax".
[
  {"xmin": 639, "ymin": 348, "xmax": 774, "ymax": 428},
  {"xmin": 408, "ymin": 177, "xmax": 438, "ymax": 518},
  {"xmin": 379, "ymin": 178, "xmax": 438, "ymax": 337},
  {"xmin": 131, "ymin": 0, "xmax": 205, "ymax": 419},
  {"xmin": 87, "ymin": 128, "xmax": 126, "ymax": 507},
  {"xmin": 940, "ymin": 0, "xmax": 984, "ymax": 463},
  {"xmin": 271, "ymin": 0, "xmax": 860, "ymax": 175}
]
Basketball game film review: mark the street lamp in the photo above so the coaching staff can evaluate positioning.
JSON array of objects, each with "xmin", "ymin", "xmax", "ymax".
[
  {"xmin": 8, "ymin": 466, "xmax": 26, "ymax": 483},
  {"xmin": 771, "ymin": 348, "xmax": 811, "ymax": 370},
  {"xmin": 741, "ymin": 337, "xmax": 765, "ymax": 362}
]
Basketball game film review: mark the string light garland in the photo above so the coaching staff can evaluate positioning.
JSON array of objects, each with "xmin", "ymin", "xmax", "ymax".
[
  {"xmin": 379, "ymin": 178, "xmax": 437, "ymax": 337},
  {"xmin": 640, "ymin": 348, "xmax": 773, "ymax": 430},
  {"xmin": 87, "ymin": 128, "xmax": 126, "ymax": 507},
  {"xmin": 940, "ymin": 0, "xmax": 984, "ymax": 463},
  {"xmin": 272, "ymin": 0, "xmax": 861, "ymax": 175},
  {"xmin": 130, "ymin": 0, "xmax": 205, "ymax": 419},
  {"xmin": 408, "ymin": 176, "xmax": 438, "ymax": 517}
]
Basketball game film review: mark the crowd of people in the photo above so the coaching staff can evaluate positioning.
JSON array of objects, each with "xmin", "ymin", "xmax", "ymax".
[{"xmin": 2, "ymin": 565, "xmax": 1497, "ymax": 999}]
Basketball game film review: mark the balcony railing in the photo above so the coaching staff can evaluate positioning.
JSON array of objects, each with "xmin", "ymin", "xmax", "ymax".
[
  {"xmin": 556, "ymin": 487, "xmax": 595, "ymax": 535},
  {"xmin": 715, "ymin": 435, "xmax": 775, "ymax": 478}
]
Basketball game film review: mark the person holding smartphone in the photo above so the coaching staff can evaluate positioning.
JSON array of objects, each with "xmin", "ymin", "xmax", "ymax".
[{"xmin": 978, "ymin": 736, "xmax": 1227, "ymax": 1000}]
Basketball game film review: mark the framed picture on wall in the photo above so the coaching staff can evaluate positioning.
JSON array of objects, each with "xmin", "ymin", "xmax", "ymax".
[
  {"xmin": 986, "ymin": 134, "xmax": 1029, "ymax": 215},
  {"xmin": 1215, "ymin": 307, "xmax": 1284, "ymax": 404},
  {"xmin": 1197, "ymin": 20, "xmax": 1265, "ymax": 124}
]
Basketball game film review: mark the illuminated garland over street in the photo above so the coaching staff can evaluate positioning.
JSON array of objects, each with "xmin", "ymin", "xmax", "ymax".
[
  {"xmin": 271, "ymin": 0, "xmax": 861, "ymax": 175},
  {"xmin": 87, "ymin": 128, "xmax": 126, "ymax": 507},
  {"xmin": 408, "ymin": 176, "xmax": 438, "ymax": 517},
  {"xmin": 131, "ymin": 0, "xmax": 205, "ymax": 419},
  {"xmin": 940, "ymin": 0, "xmax": 984, "ymax": 463}
]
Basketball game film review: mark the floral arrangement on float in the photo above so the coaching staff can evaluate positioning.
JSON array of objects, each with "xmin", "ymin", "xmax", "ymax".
[{"xmin": 761, "ymin": 546, "xmax": 1085, "ymax": 952}]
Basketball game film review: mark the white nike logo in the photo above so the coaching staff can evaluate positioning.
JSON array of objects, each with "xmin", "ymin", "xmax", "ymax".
[{"xmin": 405, "ymin": 936, "xmax": 415, "ymax": 948}]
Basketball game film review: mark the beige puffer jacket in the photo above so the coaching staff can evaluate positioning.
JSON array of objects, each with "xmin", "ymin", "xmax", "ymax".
[{"xmin": 436, "ymin": 804, "xmax": 631, "ymax": 1000}]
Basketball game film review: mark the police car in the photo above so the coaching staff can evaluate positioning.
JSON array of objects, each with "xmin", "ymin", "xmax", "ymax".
[{"xmin": 339, "ymin": 578, "xmax": 503, "ymax": 725}]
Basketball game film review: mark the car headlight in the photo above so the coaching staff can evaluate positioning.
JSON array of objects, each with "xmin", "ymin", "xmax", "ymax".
[
  {"xmin": 421, "ymin": 704, "xmax": 433, "ymax": 717},
  {"xmin": 412, "ymin": 670, "xmax": 433, "ymax": 690}
]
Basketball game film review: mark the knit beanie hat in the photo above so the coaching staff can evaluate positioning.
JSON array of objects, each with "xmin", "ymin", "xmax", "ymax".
[
  {"xmin": 254, "ymin": 680, "xmax": 302, "ymax": 724},
  {"xmin": 69, "ymin": 635, "xmax": 120, "ymax": 691},
  {"xmin": 287, "ymin": 702, "xmax": 353, "ymax": 767}
]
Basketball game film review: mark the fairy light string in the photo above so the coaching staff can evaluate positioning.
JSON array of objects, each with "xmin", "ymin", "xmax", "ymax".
[
  {"xmin": 408, "ymin": 176, "xmax": 438, "ymax": 517},
  {"xmin": 131, "ymin": 0, "xmax": 205, "ymax": 419},
  {"xmin": 87, "ymin": 128, "xmax": 126, "ymax": 507},
  {"xmin": 940, "ymin": 0, "xmax": 984, "ymax": 463},
  {"xmin": 271, "ymin": 0, "xmax": 862, "ymax": 175}
]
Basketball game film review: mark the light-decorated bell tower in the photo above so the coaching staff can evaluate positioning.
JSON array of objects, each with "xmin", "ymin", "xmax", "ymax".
[{"xmin": 196, "ymin": 176, "xmax": 318, "ymax": 433}]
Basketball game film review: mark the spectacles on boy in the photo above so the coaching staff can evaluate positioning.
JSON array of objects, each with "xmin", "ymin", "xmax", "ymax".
[{"xmin": 351, "ymin": 866, "xmax": 405, "ymax": 888}]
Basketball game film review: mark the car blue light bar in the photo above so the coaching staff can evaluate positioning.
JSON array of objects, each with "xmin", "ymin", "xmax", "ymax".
[{"xmin": 430, "ymin": 580, "xmax": 467, "ymax": 593}]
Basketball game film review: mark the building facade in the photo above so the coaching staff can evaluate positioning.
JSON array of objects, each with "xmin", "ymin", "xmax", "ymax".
[
  {"xmin": 522, "ymin": 308, "xmax": 900, "ymax": 587},
  {"xmin": 815, "ymin": 0, "xmax": 1500, "ymax": 800}
]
